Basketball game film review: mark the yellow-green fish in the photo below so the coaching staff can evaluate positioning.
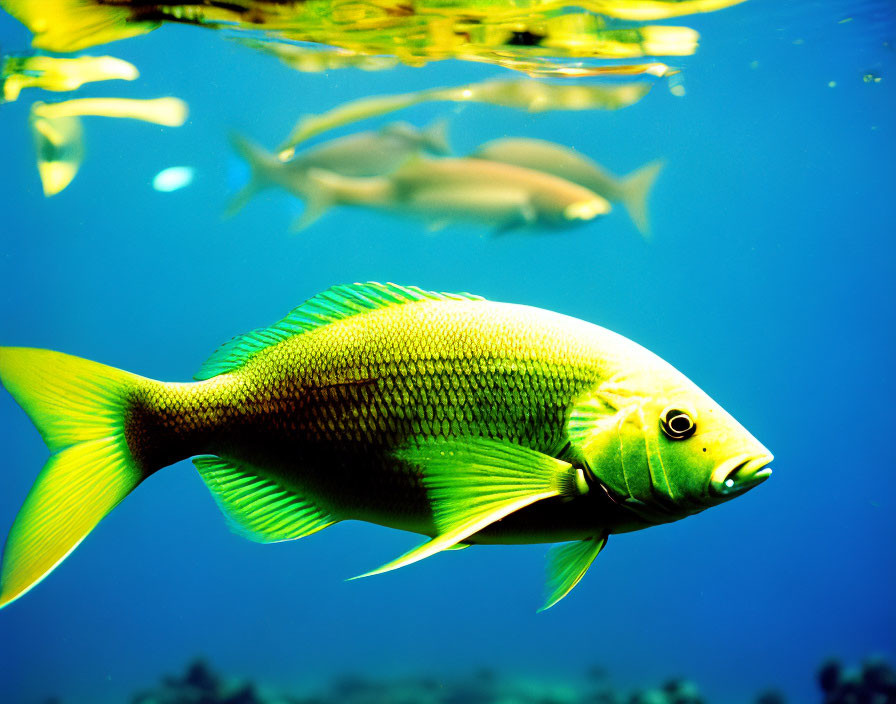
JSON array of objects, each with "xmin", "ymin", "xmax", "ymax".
[
  {"xmin": 473, "ymin": 137, "xmax": 663, "ymax": 238},
  {"xmin": 228, "ymin": 120, "xmax": 450, "ymax": 215},
  {"xmin": 0, "ymin": 283, "xmax": 772, "ymax": 610}
]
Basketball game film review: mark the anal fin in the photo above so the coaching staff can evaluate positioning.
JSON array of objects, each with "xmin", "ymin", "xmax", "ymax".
[
  {"xmin": 353, "ymin": 437, "xmax": 585, "ymax": 579},
  {"xmin": 194, "ymin": 456, "xmax": 337, "ymax": 543},
  {"xmin": 540, "ymin": 535, "xmax": 607, "ymax": 611}
]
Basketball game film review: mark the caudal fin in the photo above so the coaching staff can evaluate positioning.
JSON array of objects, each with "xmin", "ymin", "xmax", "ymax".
[
  {"xmin": 226, "ymin": 133, "xmax": 281, "ymax": 217},
  {"xmin": 0, "ymin": 347, "xmax": 145, "ymax": 608},
  {"xmin": 619, "ymin": 160, "xmax": 664, "ymax": 239},
  {"xmin": 0, "ymin": 0, "xmax": 158, "ymax": 52}
]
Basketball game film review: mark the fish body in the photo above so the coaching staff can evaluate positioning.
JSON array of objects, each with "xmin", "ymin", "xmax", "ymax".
[
  {"xmin": 130, "ymin": 294, "xmax": 632, "ymax": 541},
  {"xmin": 473, "ymin": 137, "xmax": 663, "ymax": 237},
  {"xmin": 280, "ymin": 79, "xmax": 652, "ymax": 152},
  {"xmin": 228, "ymin": 120, "xmax": 449, "ymax": 216},
  {"xmin": 294, "ymin": 157, "xmax": 611, "ymax": 232},
  {"xmin": 0, "ymin": 284, "xmax": 771, "ymax": 610},
  {"xmin": 290, "ymin": 120, "xmax": 450, "ymax": 178}
]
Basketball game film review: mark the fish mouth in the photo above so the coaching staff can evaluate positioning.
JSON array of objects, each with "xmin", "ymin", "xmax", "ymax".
[{"xmin": 710, "ymin": 452, "xmax": 774, "ymax": 496}]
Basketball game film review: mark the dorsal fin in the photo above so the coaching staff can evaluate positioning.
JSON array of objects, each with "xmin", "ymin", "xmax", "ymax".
[{"xmin": 195, "ymin": 282, "xmax": 484, "ymax": 380}]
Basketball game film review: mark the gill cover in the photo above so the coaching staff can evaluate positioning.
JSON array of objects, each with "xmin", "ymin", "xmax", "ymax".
[{"xmin": 566, "ymin": 375, "xmax": 665, "ymax": 521}]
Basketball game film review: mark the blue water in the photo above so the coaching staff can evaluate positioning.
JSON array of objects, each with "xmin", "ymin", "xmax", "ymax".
[{"xmin": 1, "ymin": 2, "xmax": 894, "ymax": 702}]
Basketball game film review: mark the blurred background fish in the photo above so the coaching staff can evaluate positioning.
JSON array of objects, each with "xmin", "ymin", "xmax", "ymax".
[
  {"xmin": 241, "ymin": 154, "xmax": 611, "ymax": 233},
  {"xmin": 228, "ymin": 119, "xmax": 450, "ymax": 215},
  {"xmin": 280, "ymin": 78, "xmax": 653, "ymax": 152},
  {"xmin": 472, "ymin": 138, "xmax": 663, "ymax": 238}
]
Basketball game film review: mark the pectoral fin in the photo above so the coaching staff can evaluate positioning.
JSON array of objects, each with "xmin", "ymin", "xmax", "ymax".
[
  {"xmin": 194, "ymin": 456, "xmax": 337, "ymax": 543},
  {"xmin": 540, "ymin": 535, "xmax": 607, "ymax": 612},
  {"xmin": 353, "ymin": 438, "xmax": 585, "ymax": 579}
]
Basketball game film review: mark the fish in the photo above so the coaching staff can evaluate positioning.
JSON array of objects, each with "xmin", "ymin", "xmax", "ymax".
[
  {"xmin": 426, "ymin": 79, "xmax": 653, "ymax": 113},
  {"xmin": 29, "ymin": 112, "xmax": 84, "ymax": 196},
  {"xmin": 30, "ymin": 97, "xmax": 188, "ymax": 126},
  {"xmin": 281, "ymin": 156, "xmax": 610, "ymax": 232},
  {"xmin": 229, "ymin": 119, "xmax": 451, "ymax": 215},
  {"xmin": 280, "ymin": 78, "xmax": 652, "ymax": 151},
  {"xmin": 0, "ymin": 282, "xmax": 772, "ymax": 610},
  {"xmin": 1, "ymin": 54, "xmax": 138, "ymax": 102},
  {"xmin": 472, "ymin": 138, "xmax": 664, "ymax": 238}
]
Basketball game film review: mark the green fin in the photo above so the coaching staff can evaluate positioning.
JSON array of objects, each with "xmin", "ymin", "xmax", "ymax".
[
  {"xmin": 195, "ymin": 283, "xmax": 484, "ymax": 380},
  {"xmin": 193, "ymin": 456, "xmax": 336, "ymax": 543},
  {"xmin": 353, "ymin": 438, "xmax": 584, "ymax": 579},
  {"xmin": 0, "ymin": 347, "xmax": 144, "ymax": 609},
  {"xmin": 540, "ymin": 535, "xmax": 607, "ymax": 612}
]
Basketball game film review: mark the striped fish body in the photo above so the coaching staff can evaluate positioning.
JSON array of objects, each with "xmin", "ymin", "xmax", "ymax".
[{"xmin": 127, "ymin": 294, "xmax": 637, "ymax": 543}]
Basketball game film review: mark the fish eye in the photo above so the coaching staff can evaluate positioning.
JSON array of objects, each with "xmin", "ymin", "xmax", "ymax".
[{"xmin": 660, "ymin": 407, "xmax": 696, "ymax": 440}]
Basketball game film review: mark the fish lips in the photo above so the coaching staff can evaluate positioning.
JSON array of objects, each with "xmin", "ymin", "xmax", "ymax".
[{"xmin": 710, "ymin": 452, "xmax": 774, "ymax": 497}]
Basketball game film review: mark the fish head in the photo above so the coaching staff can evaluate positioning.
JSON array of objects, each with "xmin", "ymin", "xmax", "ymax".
[{"xmin": 573, "ymin": 365, "xmax": 772, "ymax": 525}]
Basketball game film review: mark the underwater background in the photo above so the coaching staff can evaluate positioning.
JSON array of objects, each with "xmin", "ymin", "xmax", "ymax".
[{"xmin": 1, "ymin": 1, "xmax": 894, "ymax": 702}]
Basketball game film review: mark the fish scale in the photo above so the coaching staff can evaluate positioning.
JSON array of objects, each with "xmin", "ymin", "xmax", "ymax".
[{"xmin": 124, "ymin": 300, "xmax": 602, "ymax": 533}]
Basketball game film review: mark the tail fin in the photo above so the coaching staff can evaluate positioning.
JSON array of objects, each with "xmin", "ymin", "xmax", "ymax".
[
  {"xmin": 421, "ymin": 117, "xmax": 452, "ymax": 155},
  {"xmin": 0, "ymin": 0, "xmax": 158, "ymax": 52},
  {"xmin": 226, "ymin": 133, "xmax": 281, "ymax": 217},
  {"xmin": 0, "ymin": 347, "xmax": 145, "ymax": 608},
  {"xmin": 619, "ymin": 160, "xmax": 664, "ymax": 239}
]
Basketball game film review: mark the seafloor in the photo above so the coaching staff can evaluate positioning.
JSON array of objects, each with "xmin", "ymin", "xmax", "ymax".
[{"xmin": 63, "ymin": 657, "xmax": 895, "ymax": 704}]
